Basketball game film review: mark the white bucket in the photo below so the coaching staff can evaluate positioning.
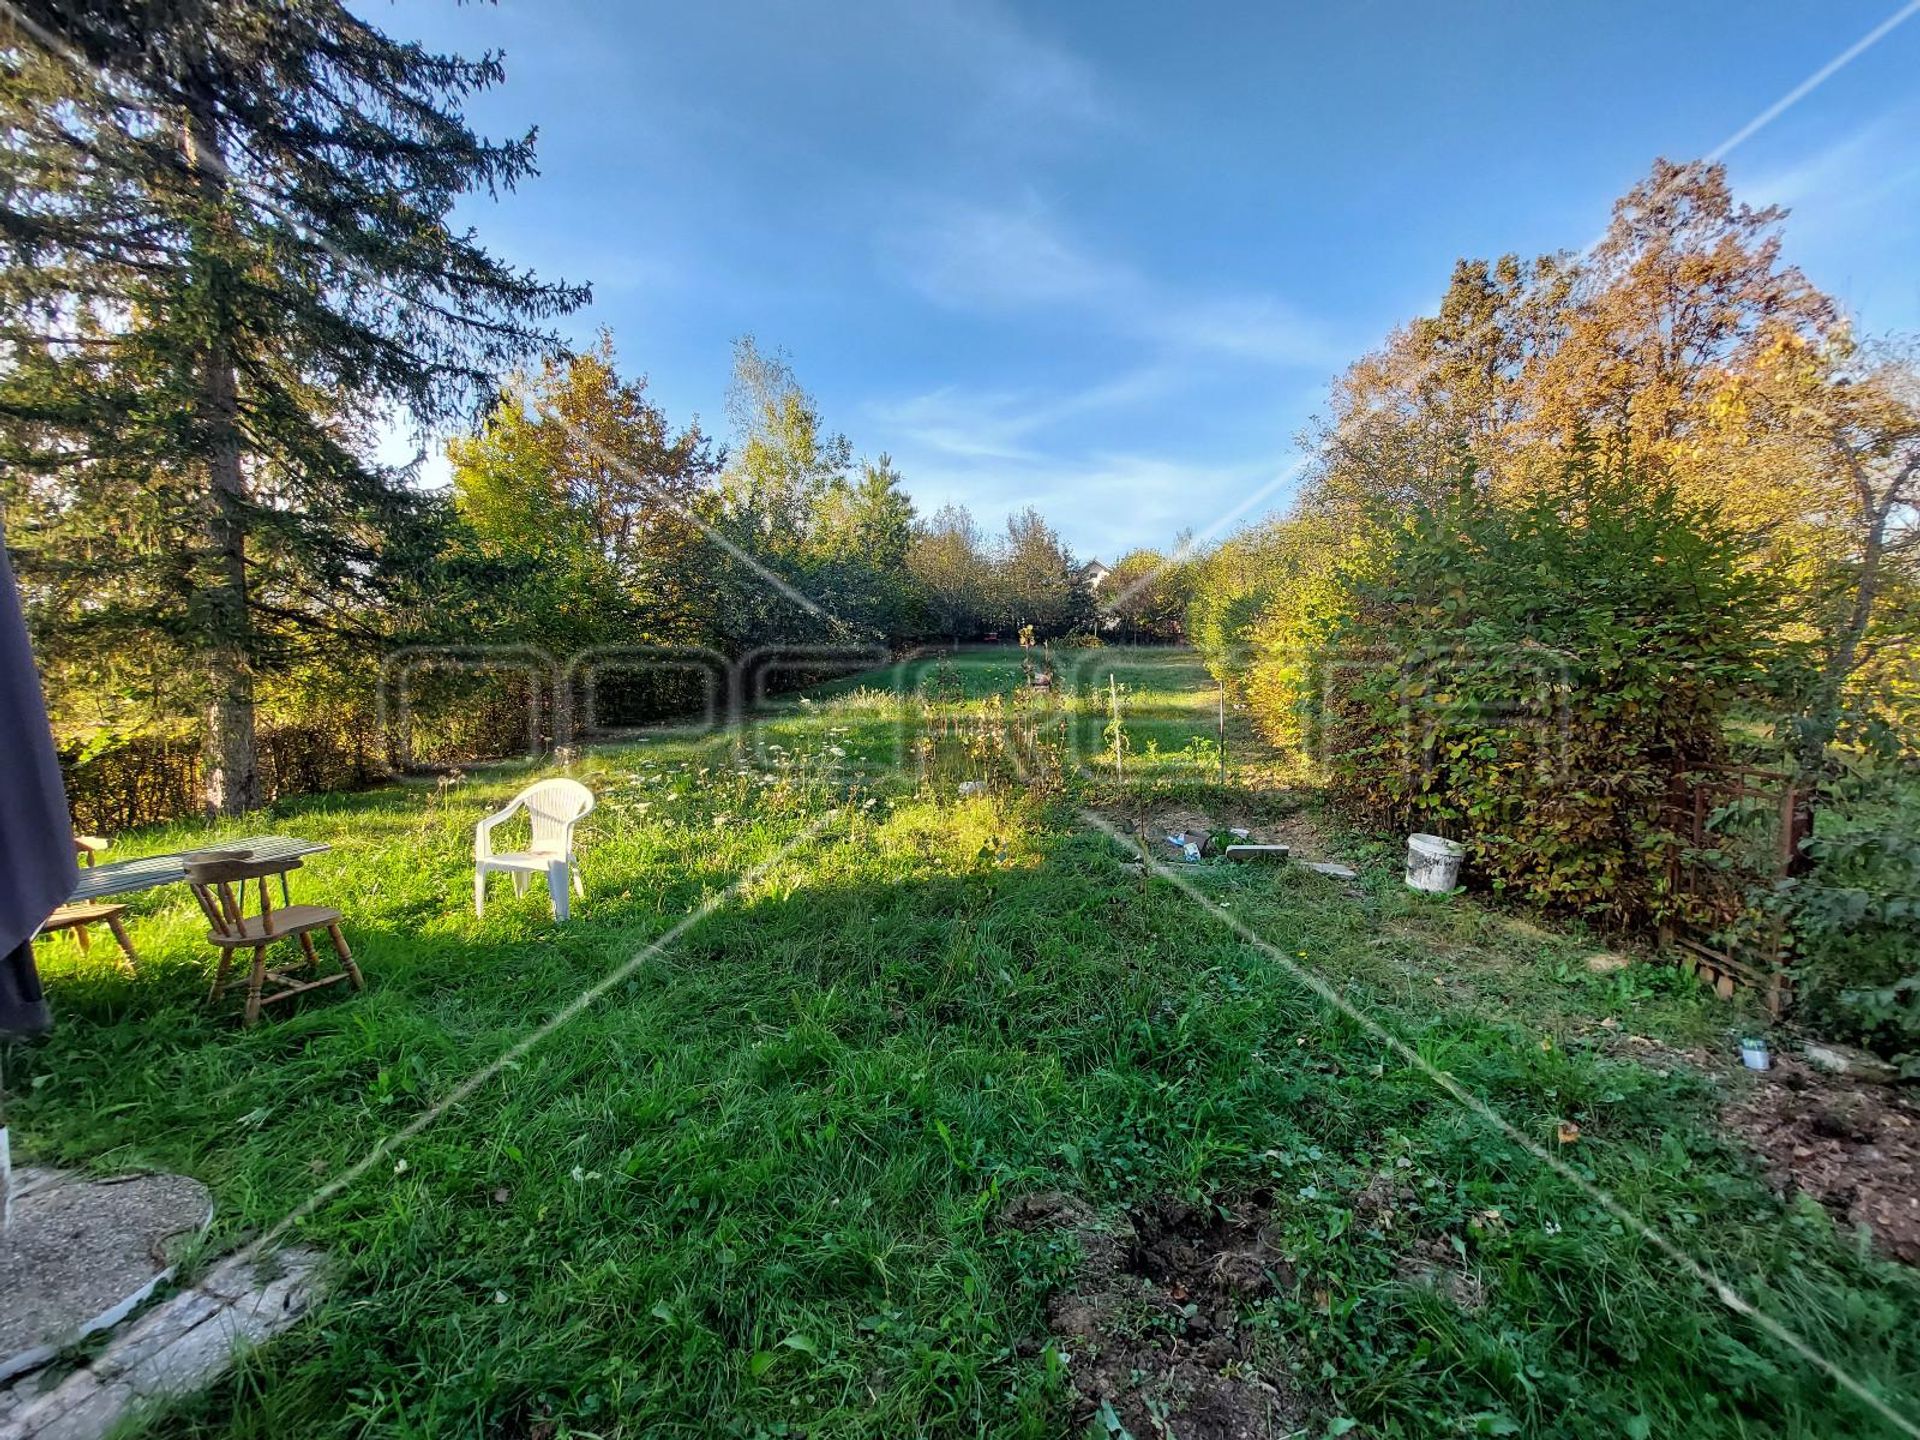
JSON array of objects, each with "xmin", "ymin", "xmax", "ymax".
[{"xmin": 1405, "ymin": 833, "xmax": 1465, "ymax": 893}]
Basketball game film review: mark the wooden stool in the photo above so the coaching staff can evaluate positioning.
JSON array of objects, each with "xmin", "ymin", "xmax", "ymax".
[{"xmin": 41, "ymin": 902, "xmax": 137, "ymax": 964}]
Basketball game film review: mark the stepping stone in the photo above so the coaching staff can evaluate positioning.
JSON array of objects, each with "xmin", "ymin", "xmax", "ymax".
[
  {"xmin": 1223, "ymin": 845, "xmax": 1290, "ymax": 863},
  {"xmin": 1, "ymin": 1168, "xmax": 211, "ymax": 1386},
  {"xmin": 1, "ymin": 1244, "xmax": 323, "ymax": 1440},
  {"xmin": 1305, "ymin": 861, "xmax": 1358, "ymax": 880}
]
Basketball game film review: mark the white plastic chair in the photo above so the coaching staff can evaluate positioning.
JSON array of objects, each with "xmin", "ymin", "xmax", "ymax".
[{"xmin": 474, "ymin": 778, "xmax": 596, "ymax": 921}]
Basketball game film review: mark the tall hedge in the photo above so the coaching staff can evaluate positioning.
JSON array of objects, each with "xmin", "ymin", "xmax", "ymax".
[{"xmin": 1312, "ymin": 464, "xmax": 1790, "ymax": 926}]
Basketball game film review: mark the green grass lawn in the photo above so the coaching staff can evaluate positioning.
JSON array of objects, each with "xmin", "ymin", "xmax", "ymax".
[{"xmin": 8, "ymin": 647, "xmax": 1919, "ymax": 1439}]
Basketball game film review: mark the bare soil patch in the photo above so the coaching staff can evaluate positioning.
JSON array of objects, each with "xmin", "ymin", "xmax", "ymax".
[
  {"xmin": 1096, "ymin": 801, "xmax": 1344, "ymax": 870},
  {"xmin": 1149, "ymin": 807, "xmax": 1332, "ymax": 862},
  {"xmin": 1004, "ymin": 1192, "xmax": 1307, "ymax": 1440},
  {"xmin": 1393, "ymin": 1235, "xmax": 1489, "ymax": 1314},
  {"xmin": 1722, "ymin": 1056, "xmax": 1920, "ymax": 1264}
]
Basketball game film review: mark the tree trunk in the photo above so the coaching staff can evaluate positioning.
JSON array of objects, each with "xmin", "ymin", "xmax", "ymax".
[
  {"xmin": 202, "ymin": 433, "xmax": 258, "ymax": 816},
  {"xmin": 185, "ymin": 99, "xmax": 260, "ymax": 817},
  {"xmin": 1795, "ymin": 481, "xmax": 1890, "ymax": 783}
]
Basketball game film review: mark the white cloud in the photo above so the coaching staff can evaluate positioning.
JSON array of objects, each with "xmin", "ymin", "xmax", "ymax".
[
  {"xmin": 870, "ymin": 386, "xmax": 1047, "ymax": 463},
  {"xmin": 868, "ymin": 365, "xmax": 1177, "ymax": 463},
  {"xmin": 702, "ymin": 0, "xmax": 1116, "ymax": 161},
  {"xmin": 1746, "ymin": 112, "xmax": 1920, "ymax": 224},
  {"xmin": 900, "ymin": 202, "xmax": 1134, "ymax": 310},
  {"xmin": 1155, "ymin": 294, "xmax": 1338, "ymax": 367},
  {"xmin": 921, "ymin": 0, "xmax": 1115, "ymax": 141},
  {"xmin": 884, "ymin": 196, "xmax": 1339, "ymax": 369}
]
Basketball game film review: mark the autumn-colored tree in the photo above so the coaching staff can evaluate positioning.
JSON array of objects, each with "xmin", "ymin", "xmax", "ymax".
[
  {"xmin": 1185, "ymin": 523, "xmax": 1295, "ymax": 688},
  {"xmin": 1533, "ymin": 159, "xmax": 1836, "ymax": 514},
  {"xmin": 1224, "ymin": 158, "xmax": 1909, "ymax": 776},
  {"xmin": 1750, "ymin": 335, "xmax": 1920, "ymax": 765},
  {"xmin": 1307, "ymin": 252, "xmax": 1574, "ymax": 518},
  {"xmin": 1101, "ymin": 551, "xmax": 1161, "ymax": 643},
  {"xmin": 448, "ymin": 335, "xmax": 722, "ymax": 642},
  {"xmin": 908, "ymin": 504, "xmax": 990, "ymax": 643},
  {"xmin": 1103, "ymin": 548, "xmax": 1192, "ymax": 643},
  {"xmin": 721, "ymin": 336, "xmax": 852, "ymax": 557},
  {"xmin": 1301, "ymin": 161, "xmax": 1837, "ymax": 530},
  {"xmin": 1237, "ymin": 510, "xmax": 1384, "ymax": 747}
]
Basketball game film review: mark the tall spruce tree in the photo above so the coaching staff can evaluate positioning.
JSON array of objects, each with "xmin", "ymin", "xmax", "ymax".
[{"xmin": 0, "ymin": 0, "xmax": 586, "ymax": 813}]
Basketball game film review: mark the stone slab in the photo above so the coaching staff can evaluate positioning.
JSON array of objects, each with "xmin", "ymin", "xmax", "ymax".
[
  {"xmin": 0, "ymin": 1247, "xmax": 323, "ymax": 1440},
  {"xmin": 0, "ymin": 1170, "xmax": 212, "ymax": 1385}
]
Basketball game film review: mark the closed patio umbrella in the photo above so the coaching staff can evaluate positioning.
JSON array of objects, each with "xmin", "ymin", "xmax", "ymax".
[{"xmin": 0, "ymin": 531, "xmax": 74, "ymax": 1039}]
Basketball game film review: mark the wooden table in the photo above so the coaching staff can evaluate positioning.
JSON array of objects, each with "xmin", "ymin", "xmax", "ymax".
[{"xmin": 67, "ymin": 836, "xmax": 332, "ymax": 907}]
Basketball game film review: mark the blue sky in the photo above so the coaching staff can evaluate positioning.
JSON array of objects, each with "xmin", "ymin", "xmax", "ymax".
[{"xmin": 373, "ymin": 0, "xmax": 1920, "ymax": 562}]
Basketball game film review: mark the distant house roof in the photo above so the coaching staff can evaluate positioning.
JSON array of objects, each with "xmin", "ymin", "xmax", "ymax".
[{"xmin": 1079, "ymin": 559, "xmax": 1110, "ymax": 587}]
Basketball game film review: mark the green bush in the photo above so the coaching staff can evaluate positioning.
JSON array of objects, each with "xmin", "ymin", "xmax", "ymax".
[
  {"xmin": 1185, "ymin": 529, "xmax": 1285, "ymax": 691},
  {"xmin": 1243, "ymin": 519, "xmax": 1390, "ymax": 749},
  {"xmin": 1312, "ymin": 461, "xmax": 1787, "ymax": 926},
  {"xmin": 1790, "ymin": 769, "xmax": 1920, "ymax": 1072}
]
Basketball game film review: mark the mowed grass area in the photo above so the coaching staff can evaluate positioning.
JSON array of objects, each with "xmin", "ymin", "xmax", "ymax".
[{"xmin": 8, "ymin": 648, "xmax": 1919, "ymax": 1439}]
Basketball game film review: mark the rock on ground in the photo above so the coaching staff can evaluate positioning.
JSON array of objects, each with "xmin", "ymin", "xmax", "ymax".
[
  {"xmin": 1304, "ymin": 862, "xmax": 1357, "ymax": 880},
  {"xmin": 1802, "ymin": 1041, "xmax": 1900, "ymax": 1085}
]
